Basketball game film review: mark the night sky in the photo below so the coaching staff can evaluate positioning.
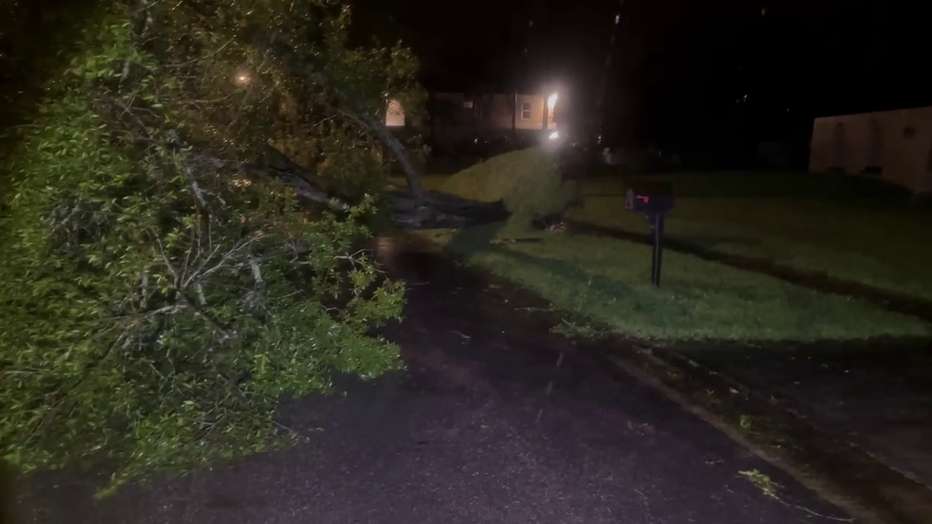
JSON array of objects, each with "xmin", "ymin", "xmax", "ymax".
[
  {"xmin": 354, "ymin": 0, "xmax": 931, "ymax": 160},
  {"xmin": 4, "ymin": 0, "xmax": 929, "ymax": 162}
]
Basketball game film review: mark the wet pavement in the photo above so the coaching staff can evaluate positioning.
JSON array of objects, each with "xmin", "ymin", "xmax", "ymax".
[
  {"xmin": 573, "ymin": 219, "xmax": 932, "ymax": 502},
  {"xmin": 688, "ymin": 341, "xmax": 932, "ymax": 489},
  {"xmin": 564, "ymin": 221, "xmax": 932, "ymax": 496},
  {"xmin": 13, "ymin": 237, "xmax": 850, "ymax": 524}
]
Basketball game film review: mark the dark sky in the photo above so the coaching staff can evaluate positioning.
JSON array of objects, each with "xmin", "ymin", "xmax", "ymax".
[
  {"xmin": 353, "ymin": 0, "xmax": 931, "ymax": 153},
  {"xmin": 3, "ymin": 0, "xmax": 928, "ymax": 154}
]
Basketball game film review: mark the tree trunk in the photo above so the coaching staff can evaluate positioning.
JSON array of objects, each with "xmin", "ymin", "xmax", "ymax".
[{"xmin": 250, "ymin": 146, "xmax": 509, "ymax": 230}]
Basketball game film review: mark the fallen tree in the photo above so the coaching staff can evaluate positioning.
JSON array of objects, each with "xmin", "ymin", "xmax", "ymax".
[
  {"xmin": 251, "ymin": 144, "xmax": 510, "ymax": 229},
  {"xmin": 0, "ymin": 0, "xmax": 502, "ymax": 495}
]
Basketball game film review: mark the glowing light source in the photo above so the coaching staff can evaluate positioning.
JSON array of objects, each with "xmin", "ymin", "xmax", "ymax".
[
  {"xmin": 385, "ymin": 99, "xmax": 405, "ymax": 127},
  {"xmin": 547, "ymin": 93, "xmax": 558, "ymax": 110},
  {"xmin": 234, "ymin": 71, "xmax": 251, "ymax": 86},
  {"xmin": 548, "ymin": 131, "xmax": 560, "ymax": 140}
]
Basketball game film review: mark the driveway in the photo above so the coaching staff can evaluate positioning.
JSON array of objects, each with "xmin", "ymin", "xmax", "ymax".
[{"xmin": 12, "ymin": 237, "xmax": 849, "ymax": 524}]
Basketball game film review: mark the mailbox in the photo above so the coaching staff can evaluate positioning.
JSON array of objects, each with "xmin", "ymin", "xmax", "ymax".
[
  {"xmin": 625, "ymin": 182, "xmax": 674, "ymax": 214},
  {"xmin": 624, "ymin": 181, "xmax": 674, "ymax": 287}
]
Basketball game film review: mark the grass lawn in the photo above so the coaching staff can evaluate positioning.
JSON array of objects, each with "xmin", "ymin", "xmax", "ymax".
[
  {"xmin": 570, "ymin": 172, "xmax": 932, "ymax": 301},
  {"xmin": 420, "ymin": 224, "xmax": 931, "ymax": 342}
]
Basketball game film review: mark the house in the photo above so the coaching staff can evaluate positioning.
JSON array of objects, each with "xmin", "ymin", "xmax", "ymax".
[
  {"xmin": 809, "ymin": 107, "xmax": 932, "ymax": 193},
  {"xmin": 384, "ymin": 92, "xmax": 557, "ymax": 133},
  {"xmin": 435, "ymin": 92, "xmax": 556, "ymax": 133}
]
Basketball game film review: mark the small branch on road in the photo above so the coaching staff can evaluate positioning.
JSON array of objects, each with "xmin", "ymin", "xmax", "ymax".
[{"xmin": 447, "ymin": 330, "xmax": 472, "ymax": 344}]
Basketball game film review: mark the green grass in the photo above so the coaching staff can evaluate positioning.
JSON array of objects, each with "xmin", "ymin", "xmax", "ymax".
[
  {"xmin": 402, "ymin": 163, "xmax": 932, "ymax": 340},
  {"xmin": 421, "ymin": 224, "xmax": 931, "ymax": 342},
  {"xmin": 582, "ymin": 170, "xmax": 914, "ymax": 199},
  {"xmin": 570, "ymin": 171, "xmax": 932, "ymax": 300}
]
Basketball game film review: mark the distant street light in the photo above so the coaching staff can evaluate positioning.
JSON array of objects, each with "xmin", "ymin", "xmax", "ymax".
[{"xmin": 234, "ymin": 71, "xmax": 251, "ymax": 86}]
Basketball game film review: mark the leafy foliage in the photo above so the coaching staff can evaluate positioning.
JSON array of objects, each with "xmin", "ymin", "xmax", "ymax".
[
  {"xmin": 442, "ymin": 147, "xmax": 579, "ymax": 233},
  {"xmin": 0, "ymin": 0, "xmax": 422, "ymax": 494}
]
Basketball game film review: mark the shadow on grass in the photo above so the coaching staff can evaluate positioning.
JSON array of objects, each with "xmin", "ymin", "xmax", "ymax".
[
  {"xmin": 582, "ymin": 170, "xmax": 919, "ymax": 200},
  {"xmin": 568, "ymin": 221, "xmax": 932, "ymax": 323},
  {"xmin": 444, "ymin": 224, "xmax": 647, "ymax": 319},
  {"xmin": 673, "ymin": 234, "xmax": 763, "ymax": 251}
]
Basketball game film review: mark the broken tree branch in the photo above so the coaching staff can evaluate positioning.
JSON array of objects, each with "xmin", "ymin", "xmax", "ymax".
[
  {"xmin": 257, "ymin": 35, "xmax": 424, "ymax": 203},
  {"xmin": 240, "ymin": 147, "xmax": 348, "ymax": 210},
  {"xmin": 248, "ymin": 257, "xmax": 265, "ymax": 291},
  {"xmin": 251, "ymin": 146, "xmax": 508, "ymax": 229}
]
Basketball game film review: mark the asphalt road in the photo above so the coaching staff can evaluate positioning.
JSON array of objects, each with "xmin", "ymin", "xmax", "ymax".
[{"xmin": 13, "ymin": 239, "xmax": 850, "ymax": 524}]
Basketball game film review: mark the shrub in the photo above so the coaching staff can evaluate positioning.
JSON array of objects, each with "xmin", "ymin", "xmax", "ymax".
[{"xmin": 441, "ymin": 147, "xmax": 579, "ymax": 232}]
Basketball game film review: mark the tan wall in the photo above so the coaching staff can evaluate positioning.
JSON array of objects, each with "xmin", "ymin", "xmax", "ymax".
[
  {"xmin": 480, "ymin": 94, "xmax": 513, "ymax": 129},
  {"xmin": 810, "ymin": 106, "xmax": 932, "ymax": 192},
  {"xmin": 516, "ymin": 94, "xmax": 547, "ymax": 130},
  {"xmin": 469, "ymin": 93, "xmax": 548, "ymax": 131},
  {"xmin": 391, "ymin": 92, "xmax": 558, "ymax": 132},
  {"xmin": 419, "ymin": 92, "xmax": 555, "ymax": 152}
]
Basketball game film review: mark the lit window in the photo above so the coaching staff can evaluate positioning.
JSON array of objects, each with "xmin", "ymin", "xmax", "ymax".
[
  {"xmin": 385, "ymin": 99, "xmax": 405, "ymax": 127},
  {"xmin": 463, "ymin": 100, "xmax": 474, "ymax": 109},
  {"xmin": 521, "ymin": 102, "xmax": 532, "ymax": 120}
]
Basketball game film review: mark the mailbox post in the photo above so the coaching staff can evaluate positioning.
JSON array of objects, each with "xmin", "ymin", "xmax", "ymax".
[{"xmin": 625, "ymin": 183, "xmax": 674, "ymax": 287}]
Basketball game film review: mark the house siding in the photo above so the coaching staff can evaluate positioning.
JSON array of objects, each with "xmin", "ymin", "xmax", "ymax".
[
  {"xmin": 810, "ymin": 106, "xmax": 932, "ymax": 193},
  {"xmin": 434, "ymin": 92, "xmax": 552, "ymax": 132}
]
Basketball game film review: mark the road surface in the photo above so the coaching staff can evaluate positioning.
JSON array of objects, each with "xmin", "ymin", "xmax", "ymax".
[{"xmin": 13, "ymin": 238, "xmax": 849, "ymax": 523}]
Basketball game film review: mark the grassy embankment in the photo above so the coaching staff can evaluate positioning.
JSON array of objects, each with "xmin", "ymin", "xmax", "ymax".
[{"xmin": 408, "ymin": 152, "xmax": 932, "ymax": 341}]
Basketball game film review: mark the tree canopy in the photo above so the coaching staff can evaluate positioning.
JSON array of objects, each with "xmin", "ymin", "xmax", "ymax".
[{"xmin": 0, "ymin": 0, "xmax": 429, "ymax": 494}]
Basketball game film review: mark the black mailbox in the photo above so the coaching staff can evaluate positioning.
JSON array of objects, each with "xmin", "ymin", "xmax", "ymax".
[
  {"xmin": 625, "ymin": 182, "xmax": 674, "ymax": 214},
  {"xmin": 624, "ymin": 182, "xmax": 674, "ymax": 287}
]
